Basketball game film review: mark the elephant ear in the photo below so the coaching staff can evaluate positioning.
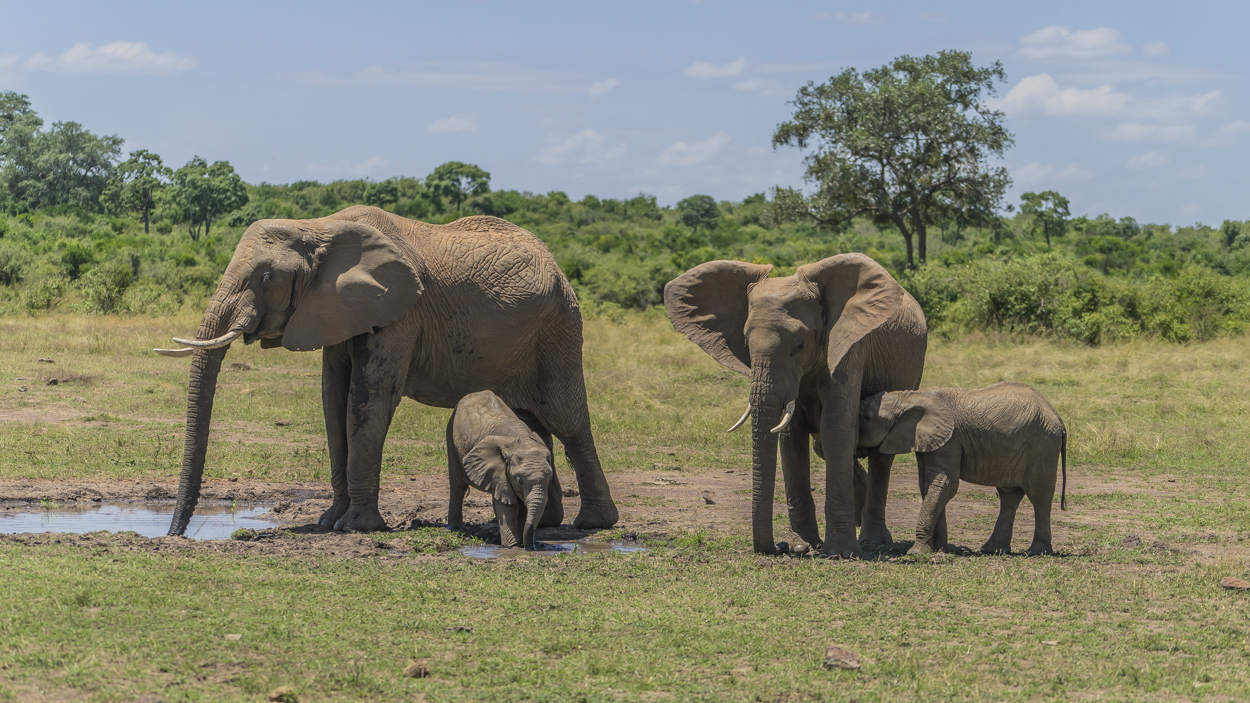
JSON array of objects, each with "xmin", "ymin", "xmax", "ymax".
[
  {"xmin": 798, "ymin": 253, "xmax": 905, "ymax": 384},
  {"xmin": 663, "ymin": 260, "xmax": 773, "ymax": 375},
  {"xmin": 282, "ymin": 221, "xmax": 423, "ymax": 352},
  {"xmin": 461, "ymin": 436, "xmax": 517, "ymax": 505},
  {"xmin": 879, "ymin": 392, "xmax": 955, "ymax": 455}
]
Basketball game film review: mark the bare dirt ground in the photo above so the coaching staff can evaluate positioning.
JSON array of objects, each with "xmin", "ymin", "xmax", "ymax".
[{"xmin": 3, "ymin": 466, "xmax": 1237, "ymax": 561}]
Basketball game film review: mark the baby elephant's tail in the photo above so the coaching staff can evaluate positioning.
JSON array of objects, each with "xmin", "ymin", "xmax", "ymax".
[{"xmin": 1060, "ymin": 429, "xmax": 1067, "ymax": 511}]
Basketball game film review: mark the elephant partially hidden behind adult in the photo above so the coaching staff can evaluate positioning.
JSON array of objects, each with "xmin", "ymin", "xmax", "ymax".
[
  {"xmin": 664, "ymin": 254, "xmax": 926, "ymax": 557},
  {"xmin": 154, "ymin": 205, "xmax": 618, "ymax": 535}
]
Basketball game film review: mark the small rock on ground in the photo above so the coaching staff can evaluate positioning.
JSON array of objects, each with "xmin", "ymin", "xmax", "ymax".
[
  {"xmin": 823, "ymin": 644, "xmax": 861, "ymax": 670},
  {"xmin": 702, "ymin": 495, "xmax": 715, "ymax": 505},
  {"xmin": 403, "ymin": 661, "xmax": 430, "ymax": 678},
  {"xmin": 275, "ymin": 418, "xmax": 292, "ymax": 426},
  {"xmin": 37, "ymin": 357, "xmax": 54, "ymax": 363},
  {"xmin": 268, "ymin": 686, "xmax": 299, "ymax": 702},
  {"xmin": 1220, "ymin": 576, "xmax": 1250, "ymax": 590},
  {"xmin": 1122, "ymin": 535, "xmax": 1142, "ymax": 548}
]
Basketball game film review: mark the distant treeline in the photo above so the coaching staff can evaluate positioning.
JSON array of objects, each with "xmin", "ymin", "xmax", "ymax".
[{"xmin": 2, "ymin": 90, "xmax": 1250, "ymax": 344}]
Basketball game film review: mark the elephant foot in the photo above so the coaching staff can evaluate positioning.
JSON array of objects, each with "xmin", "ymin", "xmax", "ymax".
[
  {"xmin": 980, "ymin": 540, "xmax": 1011, "ymax": 555},
  {"xmin": 318, "ymin": 501, "xmax": 350, "ymax": 530},
  {"xmin": 906, "ymin": 541, "xmax": 935, "ymax": 556},
  {"xmin": 572, "ymin": 498, "xmax": 618, "ymax": 530},
  {"xmin": 789, "ymin": 520, "xmax": 822, "ymax": 550},
  {"xmin": 1025, "ymin": 541, "xmax": 1053, "ymax": 556},
  {"xmin": 333, "ymin": 505, "xmax": 389, "ymax": 533},
  {"xmin": 820, "ymin": 532, "xmax": 862, "ymax": 559},
  {"xmin": 858, "ymin": 523, "xmax": 894, "ymax": 548}
]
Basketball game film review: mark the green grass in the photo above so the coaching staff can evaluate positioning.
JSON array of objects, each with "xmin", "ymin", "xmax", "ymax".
[{"xmin": 6, "ymin": 311, "xmax": 1250, "ymax": 700}]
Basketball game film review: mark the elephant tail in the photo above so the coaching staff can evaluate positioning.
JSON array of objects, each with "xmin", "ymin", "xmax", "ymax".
[{"xmin": 1060, "ymin": 429, "xmax": 1067, "ymax": 511}]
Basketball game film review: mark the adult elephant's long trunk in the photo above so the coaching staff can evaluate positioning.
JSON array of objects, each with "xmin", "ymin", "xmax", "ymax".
[
  {"xmin": 168, "ymin": 293, "xmax": 236, "ymax": 536},
  {"xmin": 750, "ymin": 361, "xmax": 782, "ymax": 554},
  {"xmin": 522, "ymin": 484, "xmax": 547, "ymax": 551}
]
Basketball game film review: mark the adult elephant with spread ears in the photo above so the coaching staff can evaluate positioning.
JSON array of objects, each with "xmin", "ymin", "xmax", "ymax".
[
  {"xmin": 664, "ymin": 254, "xmax": 926, "ymax": 557},
  {"xmin": 154, "ymin": 205, "xmax": 618, "ymax": 536}
]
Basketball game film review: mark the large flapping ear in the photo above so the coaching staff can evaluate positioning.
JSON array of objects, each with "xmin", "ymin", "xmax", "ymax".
[
  {"xmin": 461, "ymin": 436, "xmax": 517, "ymax": 505},
  {"xmin": 663, "ymin": 260, "xmax": 773, "ymax": 375},
  {"xmin": 282, "ymin": 220, "xmax": 423, "ymax": 351},
  {"xmin": 879, "ymin": 392, "xmax": 956, "ymax": 455},
  {"xmin": 797, "ymin": 253, "xmax": 905, "ymax": 383}
]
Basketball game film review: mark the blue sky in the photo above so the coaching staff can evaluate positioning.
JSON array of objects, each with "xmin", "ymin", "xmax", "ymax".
[{"xmin": 2, "ymin": 1, "xmax": 1246, "ymax": 225}]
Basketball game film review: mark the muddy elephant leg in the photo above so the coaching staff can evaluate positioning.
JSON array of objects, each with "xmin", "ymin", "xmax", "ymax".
[
  {"xmin": 319, "ymin": 342, "xmax": 352, "ymax": 529},
  {"xmin": 910, "ymin": 451, "xmax": 960, "ymax": 555},
  {"xmin": 818, "ymin": 365, "xmax": 865, "ymax": 558},
  {"xmin": 859, "ymin": 450, "xmax": 894, "ymax": 547},
  {"xmin": 514, "ymin": 410, "xmax": 564, "ymax": 528},
  {"xmin": 495, "ymin": 498, "xmax": 522, "ymax": 548},
  {"xmin": 779, "ymin": 425, "xmax": 821, "ymax": 549},
  {"xmin": 981, "ymin": 487, "xmax": 1024, "ymax": 554},
  {"xmin": 333, "ymin": 333, "xmax": 408, "ymax": 533},
  {"xmin": 446, "ymin": 415, "xmax": 468, "ymax": 527},
  {"xmin": 1025, "ymin": 483, "xmax": 1055, "ymax": 556}
]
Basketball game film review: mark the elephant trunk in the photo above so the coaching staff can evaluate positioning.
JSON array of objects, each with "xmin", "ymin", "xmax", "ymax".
[
  {"xmin": 168, "ymin": 287, "xmax": 242, "ymax": 536},
  {"xmin": 521, "ymin": 484, "xmax": 547, "ymax": 551},
  {"xmin": 749, "ymin": 361, "xmax": 783, "ymax": 554}
]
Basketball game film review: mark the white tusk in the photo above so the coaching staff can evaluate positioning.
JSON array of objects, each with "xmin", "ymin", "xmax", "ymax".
[
  {"xmin": 770, "ymin": 400, "xmax": 796, "ymax": 434},
  {"xmin": 725, "ymin": 405, "xmax": 752, "ymax": 433},
  {"xmin": 172, "ymin": 329, "xmax": 243, "ymax": 349},
  {"xmin": 153, "ymin": 347, "xmax": 195, "ymax": 357}
]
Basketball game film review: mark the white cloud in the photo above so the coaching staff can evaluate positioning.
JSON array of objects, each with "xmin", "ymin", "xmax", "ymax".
[
  {"xmin": 26, "ymin": 42, "xmax": 197, "ymax": 74},
  {"xmin": 536, "ymin": 129, "xmax": 626, "ymax": 167},
  {"xmin": 1177, "ymin": 166, "xmax": 1207, "ymax": 179},
  {"xmin": 682, "ymin": 58, "xmax": 746, "ymax": 79},
  {"xmin": 306, "ymin": 155, "xmax": 389, "ymax": 178},
  {"xmin": 429, "ymin": 115, "xmax": 476, "ymax": 133},
  {"xmin": 589, "ymin": 78, "xmax": 620, "ymax": 97},
  {"xmin": 1019, "ymin": 26, "xmax": 1131, "ymax": 59},
  {"xmin": 1142, "ymin": 41, "xmax": 1170, "ymax": 57},
  {"xmin": 658, "ymin": 131, "xmax": 730, "ymax": 166},
  {"xmin": 1014, "ymin": 161, "xmax": 1094, "ymax": 187},
  {"xmin": 1216, "ymin": 120, "xmax": 1250, "ymax": 139},
  {"xmin": 1126, "ymin": 151, "xmax": 1169, "ymax": 170},
  {"xmin": 1109, "ymin": 123, "xmax": 1195, "ymax": 143},
  {"xmin": 0, "ymin": 54, "xmax": 16, "ymax": 85},
  {"xmin": 999, "ymin": 74, "xmax": 1223, "ymax": 122},
  {"xmin": 834, "ymin": 11, "xmax": 881, "ymax": 25}
]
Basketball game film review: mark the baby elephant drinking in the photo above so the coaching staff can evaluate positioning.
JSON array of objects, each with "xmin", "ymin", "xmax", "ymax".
[
  {"xmin": 858, "ymin": 382, "xmax": 1067, "ymax": 556},
  {"xmin": 447, "ymin": 391, "xmax": 563, "ymax": 550}
]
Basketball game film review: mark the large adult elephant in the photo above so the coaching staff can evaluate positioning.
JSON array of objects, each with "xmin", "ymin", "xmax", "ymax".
[
  {"xmin": 664, "ymin": 254, "xmax": 926, "ymax": 557},
  {"xmin": 155, "ymin": 205, "xmax": 618, "ymax": 535}
]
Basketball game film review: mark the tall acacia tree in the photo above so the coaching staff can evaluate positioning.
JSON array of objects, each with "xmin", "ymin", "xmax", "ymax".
[
  {"xmin": 102, "ymin": 149, "xmax": 172, "ymax": 233},
  {"xmin": 169, "ymin": 156, "xmax": 248, "ymax": 240},
  {"xmin": 1019, "ymin": 190, "xmax": 1070, "ymax": 248},
  {"xmin": 771, "ymin": 51, "xmax": 1014, "ymax": 268}
]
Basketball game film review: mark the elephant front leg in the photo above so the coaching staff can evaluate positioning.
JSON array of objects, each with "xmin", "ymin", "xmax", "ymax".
[
  {"xmin": 910, "ymin": 453, "xmax": 959, "ymax": 555},
  {"xmin": 779, "ymin": 427, "xmax": 821, "ymax": 549},
  {"xmin": 333, "ymin": 335, "xmax": 406, "ymax": 533},
  {"xmin": 858, "ymin": 451, "xmax": 895, "ymax": 548},
  {"xmin": 319, "ymin": 344, "xmax": 352, "ymax": 529},
  {"xmin": 818, "ymin": 393, "xmax": 863, "ymax": 559}
]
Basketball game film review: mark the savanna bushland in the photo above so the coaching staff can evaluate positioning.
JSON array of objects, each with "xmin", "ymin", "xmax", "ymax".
[{"xmin": 4, "ymin": 56, "xmax": 1250, "ymax": 701}]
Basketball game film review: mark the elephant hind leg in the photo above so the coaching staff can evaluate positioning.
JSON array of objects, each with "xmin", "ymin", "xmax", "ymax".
[
  {"xmin": 1024, "ymin": 482, "xmax": 1055, "ymax": 556},
  {"xmin": 982, "ymin": 487, "xmax": 1024, "ymax": 554}
]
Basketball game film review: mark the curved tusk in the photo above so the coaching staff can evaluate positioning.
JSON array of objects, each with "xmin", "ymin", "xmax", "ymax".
[
  {"xmin": 770, "ymin": 400, "xmax": 796, "ymax": 434},
  {"xmin": 172, "ymin": 329, "xmax": 242, "ymax": 350},
  {"xmin": 153, "ymin": 347, "xmax": 195, "ymax": 357},
  {"xmin": 725, "ymin": 405, "xmax": 752, "ymax": 433}
]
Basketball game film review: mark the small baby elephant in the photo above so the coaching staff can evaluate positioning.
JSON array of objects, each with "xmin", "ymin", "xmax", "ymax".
[
  {"xmin": 447, "ymin": 391, "xmax": 563, "ymax": 550},
  {"xmin": 858, "ymin": 382, "xmax": 1067, "ymax": 556}
]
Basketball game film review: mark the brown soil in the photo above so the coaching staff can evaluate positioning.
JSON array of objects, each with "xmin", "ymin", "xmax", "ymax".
[{"xmin": 5, "ymin": 463, "xmax": 1245, "ymax": 561}]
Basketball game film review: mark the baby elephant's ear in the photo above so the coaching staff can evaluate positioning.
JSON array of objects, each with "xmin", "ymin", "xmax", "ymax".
[
  {"xmin": 462, "ymin": 436, "xmax": 517, "ymax": 505},
  {"xmin": 879, "ymin": 392, "xmax": 955, "ymax": 454}
]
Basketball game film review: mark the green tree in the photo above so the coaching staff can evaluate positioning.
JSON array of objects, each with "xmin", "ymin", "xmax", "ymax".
[
  {"xmin": 0, "ymin": 92, "xmax": 35, "ymax": 145},
  {"xmin": 426, "ymin": 161, "xmax": 490, "ymax": 212},
  {"xmin": 102, "ymin": 149, "xmax": 172, "ymax": 233},
  {"xmin": 169, "ymin": 156, "xmax": 249, "ymax": 240},
  {"xmin": 772, "ymin": 50, "xmax": 1014, "ymax": 268},
  {"xmin": 677, "ymin": 194, "xmax": 720, "ymax": 233},
  {"xmin": 0, "ymin": 119, "xmax": 123, "ymax": 211},
  {"xmin": 1019, "ymin": 191, "xmax": 1070, "ymax": 248}
]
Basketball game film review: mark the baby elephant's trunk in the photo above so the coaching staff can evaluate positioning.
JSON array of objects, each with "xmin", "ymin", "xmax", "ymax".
[{"xmin": 522, "ymin": 484, "xmax": 547, "ymax": 550}]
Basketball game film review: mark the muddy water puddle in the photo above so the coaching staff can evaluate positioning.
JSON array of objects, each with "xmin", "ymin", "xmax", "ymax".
[
  {"xmin": 0, "ymin": 502, "xmax": 278, "ymax": 540},
  {"xmin": 459, "ymin": 540, "xmax": 646, "ymax": 558}
]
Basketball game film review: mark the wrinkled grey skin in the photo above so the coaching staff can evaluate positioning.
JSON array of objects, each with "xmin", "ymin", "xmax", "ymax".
[
  {"xmin": 858, "ymin": 382, "xmax": 1068, "ymax": 556},
  {"xmin": 162, "ymin": 206, "xmax": 616, "ymax": 535},
  {"xmin": 665, "ymin": 254, "xmax": 927, "ymax": 557},
  {"xmin": 447, "ymin": 391, "xmax": 562, "ymax": 550}
]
